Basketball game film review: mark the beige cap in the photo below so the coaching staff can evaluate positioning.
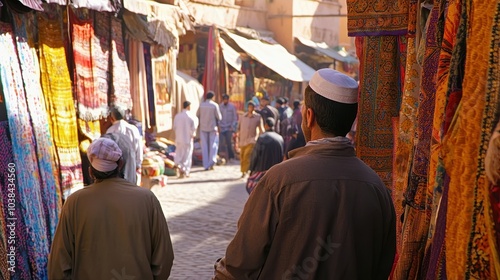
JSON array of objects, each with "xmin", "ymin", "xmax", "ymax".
[{"xmin": 308, "ymin": 68, "xmax": 358, "ymax": 104}]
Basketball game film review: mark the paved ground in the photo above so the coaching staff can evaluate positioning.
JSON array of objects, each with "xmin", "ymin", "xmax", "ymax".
[{"xmin": 151, "ymin": 160, "xmax": 248, "ymax": 280}]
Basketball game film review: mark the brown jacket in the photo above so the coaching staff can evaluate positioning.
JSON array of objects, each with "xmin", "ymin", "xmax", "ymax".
[
  {"xmin": 49, "ymin": 177, "xmax": 174, "ymax": 279},
  {"xmin": 214, "ymin": 138, "xmax": 396, "ymax": 280}
]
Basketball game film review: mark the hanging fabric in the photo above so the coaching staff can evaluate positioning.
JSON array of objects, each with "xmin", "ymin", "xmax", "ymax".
[
  {"xmin": 0, "ymin": 21, "xmax": 50, "ymax": 280},
  {"xmin": 38, "ymin": 7, "xmax": 84, "ymax": 199}
]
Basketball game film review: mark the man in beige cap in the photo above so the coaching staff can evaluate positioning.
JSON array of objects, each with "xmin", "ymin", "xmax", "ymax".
[
  {"xmin": 49, "ymin": 137, "xmax": 174, "ymax": 279},
  {"xmin": 213, "ymin": 68, "xmax": 396, "ymax": 279}
]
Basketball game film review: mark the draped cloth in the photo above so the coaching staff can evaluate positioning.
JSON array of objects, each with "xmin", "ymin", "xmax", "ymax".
[
  {"xmin": 110, "ymin": 15, "xmax": 132, "ymax": 110},
  {"xmin": 0, "ymin": 22, "xmax": 50, "ymax": 279},
  {"xmin": 441, "ymin": 0, "xmax": 500, "ymax": 277},
  {"xmin": 346, "ymin": 0, "xmax": 410, "ymax": 36},
  {"xmin": 128, "ymin": 38, "xmax": 148, "ymax": 125},
  {"xmin": 38, "ymin": 11, "xmax": 84, "ymax": 199},
  {"xmin": 11, "ymin": 11, "xmax": 61, "ymax": 244},
  {"xmin": 70, "ymin": 8, "xmax": 103, "ymax": 121},
  {"xmin": 355, "ymin": 35, "xmax": 403, "ymax": 188},
  {"xmin": 0, "ymin": 121, "xmax": 32, "ymax": 280},
  {"xmin": 392, "ymin": 35, "xmax": 421, "ymax": 261},
  {"xmin": 394, "ymin": 3, "xmax": 442, "ymax": 278},
  {"xmin": 92, "ymin": 11, "xmax": 111, "ymax": 118},
  {"xmin": 424, "ymin": 0, "xmax": 465, "ymax": 277}
]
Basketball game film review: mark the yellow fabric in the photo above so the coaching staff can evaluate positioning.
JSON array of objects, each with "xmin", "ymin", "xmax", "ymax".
[
  {"xmin": 38, "ymin": 12, "xmax": 83, "ymax": 199},
  {"xmin": 442, "ymin": 0, "xmax": 499, "ymax": 277},
  {"xmin": 240, "ymin": 143, "xmax": 254, "ymax": 173}
]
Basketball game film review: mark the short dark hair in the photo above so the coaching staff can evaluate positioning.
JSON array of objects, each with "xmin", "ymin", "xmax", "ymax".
[
  {"xmin": 247, "ymin": 101, "xmax": 255, "ymax": 107},
  {"xmin": 293, "ymin": 100, "xmax": 301, "ymax": 109},
  {"xmin": 265, "ymin": 117, "xmax": 275, "ymax": 128},
  {"xmin": 110, "ymin": 106, "xmax": 124, "ymax": 120},
  {"xmin": 183, "ymin": 101, "xmax": 191, "ymax": 109},
  {"xmin": 206, "ymin": 91, "xmax": 215, "ymax": 99},
  {"xmin": 276, "ymin": 98, "xmax": 284, "ymax": 105},
  {"xmin": 304, "ymin": 85, "xmax": 357, "ymax": 136},
  {"xmin": 222, "ymin": 94, "xmax": 229, "ymax": 100},
  {"xmin": 283, "ymin": 97, "xmax": 289, "ymax": 103}
]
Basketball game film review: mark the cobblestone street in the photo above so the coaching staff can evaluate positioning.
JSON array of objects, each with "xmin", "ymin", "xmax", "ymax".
[{"xmin": 151, "ymin": 160, "xmax": 248, "ymax": 280}]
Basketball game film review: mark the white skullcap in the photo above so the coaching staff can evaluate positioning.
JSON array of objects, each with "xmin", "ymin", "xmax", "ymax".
[
  {"xmin": 87, "ymin": 138, "xmax": 122, "ymax": 172},
  {"xmin": 308, "ymin": 68, "xmax": 358, "ymax": 104}
]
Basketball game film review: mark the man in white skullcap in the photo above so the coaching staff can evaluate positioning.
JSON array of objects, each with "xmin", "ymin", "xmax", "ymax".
[
  {"xmin": 49, "ymin": 138, "xmax": 174, "ymax": 279},
  {"xmin": 213, "ymin": 69, "xmax": 396, "ymax": 279}
]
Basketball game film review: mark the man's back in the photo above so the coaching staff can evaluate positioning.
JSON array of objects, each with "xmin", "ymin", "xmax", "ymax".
[
  {"xmin": 49, "ymin": 177, "xmax": 174, "ymax": 279},
  {"xmin": 174, "ymin": 110, "xmax": 197, "ymax": 144},
  {"xmin": 219, "ymin": 140, "xmax": 396, "ymax": 279},
  {"xmin": 198, "ymin": 100, "xmax": 221, "ymax": 132},
  {"xmin": 249, "ymin": 131, "xmax": 283, "ymax": 172}
]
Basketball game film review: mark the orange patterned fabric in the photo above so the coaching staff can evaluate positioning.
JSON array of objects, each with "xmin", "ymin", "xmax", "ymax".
[
  {"xmin": 355, "ymin": 36, "xmax": 403, "ymax": 188},
  {"xmin": 346, "ymin": 0, "xmax": 410, "ymax": 36},
  {"xmin": 442, "ymin": 0, "xmax": 500, "ymax": 277}
]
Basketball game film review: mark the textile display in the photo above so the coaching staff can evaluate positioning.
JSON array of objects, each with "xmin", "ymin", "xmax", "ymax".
[
  {"xmin": 346, "ymin": 0, "xmax": 409, "ymax": 36},
  {"xmin": 70, "ymin": 8, "xmax": 106, "ymax": 121},
  {"xmin": 424, "ymin": 0, "xmax": 465, "ymax": 277},
  {"xmin": 110, "ymin": 15, "xmax": 132, "ymax": 110},
  {"xmin": 177, "ymin": 43, "xmax": 197, "ymax": 70},
  {"xmin": 487, "ymin": 2, "xmax": 500, "ymax": 268},
  {"xmin": 0, "ymin": 121, "xmax": 33, "ymax": 280},
  {"xmin": 128, "ymin": 38, "xmax": 148, "ymax": 124},
  {"xmin": 0, "ymin": 22, "xmax": 50, "ymax": 279},
  {"xmin": 92, "ymin": 11, "xmax": 111, "ymax": 118},
  {"xmin": 12, "ymin": 11, "xmax": 61, "ymax": 243},
  {"xmin": 355, "ymin": 35, "xmax": 402, "ymax": 187},
  {"xmin": 395, "ymin": 3, "xmax": 441, "ymax": 278},
  {"xmin": 392, "ymin": 36, "xmax": 421, "ymax": 255},
  {"xmin": 38, "ymin": 11, "xmax": 84, "ymax": 199},
  {"xmin": 144, "ymin": 43, "xmax": 156, "ymax": 127},
  {"xmin": 440, "ymin": 0, "xmax": 500, "ymax": 277}
]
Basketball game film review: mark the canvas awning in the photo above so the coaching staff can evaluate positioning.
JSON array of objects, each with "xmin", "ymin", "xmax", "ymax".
[
  {"xmin": 295, "ymin": 37, "xmax": 358, "ymax": 64},
  {"xmin": 225, "ymin": 31, "xmax": 316, "ymax": 82},
  {"xmin": 219, "ymin": 37, "xmax": 242, "ymax": 72}
]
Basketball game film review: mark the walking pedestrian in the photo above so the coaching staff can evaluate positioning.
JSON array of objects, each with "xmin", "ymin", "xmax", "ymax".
[
  {"xmin": 238, "ymin": 101, "xmax": 264, "ymax": 178},
  {"xmin": 197, "ymin": 91, "xmax": 222, "ymax": 170},
  {"xmin": 246, "ymin": 117, "xmax": 283, "ymax": 194},
  {"xmin": 173, "ymin": 100, "xmax": 199, "ymax": 178},
  {"xmin": 219, "ymin": 94, "xmax": 238, "ymax": 162},
  {"xmin": 106, "ymin": 106, "xmax": 143, "ymax": 185},
  {"xmin": 256, "ymin": 96, "xmax": 280, "ymax": 134},
  {"xmin": 213, "ymin": 68, "xmax": 396, "ymax": 279},
  {"xmin": 49, "ymin": 137, "xmax": 174, "ymax": 279}
]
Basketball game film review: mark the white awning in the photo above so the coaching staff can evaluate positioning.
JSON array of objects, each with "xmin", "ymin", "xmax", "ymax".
[
  {"xmin": 225, "ymin": 32, "xmax": 316, "ymax": 82},
  {"xmin": 219, "ymin": 37, "xmax": 242, "ymax": 72},
  {"xmin": 296, "ymin": 37, "xmax": 358, "ymax": 64}
]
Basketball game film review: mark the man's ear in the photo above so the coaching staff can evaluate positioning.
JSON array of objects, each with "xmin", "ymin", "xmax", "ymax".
[{"xmin": 306, "ymin": 107, "xmax": 315, "ymax": 128}]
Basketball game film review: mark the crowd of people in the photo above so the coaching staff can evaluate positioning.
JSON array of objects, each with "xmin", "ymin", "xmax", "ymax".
[{"xmin": 47, "ymin": 68, "xmax": 395, "ymax": 280}]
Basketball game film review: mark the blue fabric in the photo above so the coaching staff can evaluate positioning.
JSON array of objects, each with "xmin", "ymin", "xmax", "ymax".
[{"xmin": 199, "ymin": 131, "xmax": 219, "ymax": 169}]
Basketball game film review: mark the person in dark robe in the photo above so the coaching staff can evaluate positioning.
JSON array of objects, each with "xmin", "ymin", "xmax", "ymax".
[
  {"xmin": 249, "ymin": 117, "xmax": 284, "ymax": 174},
  {"xmin": 213, "ymin": 68, "xmax": 396, "ymax": 280}
]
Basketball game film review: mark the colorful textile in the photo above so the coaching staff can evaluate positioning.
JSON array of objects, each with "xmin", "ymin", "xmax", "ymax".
[
  {"xmin": 424, "ymin": 0, "xmax": 464, "ymax": 276},
  {"xmin": 0, "ymin": 121, "xmax": 33, "ymax": 280},
  {"xmin": 346, "ymin": 0, "xmax": 409, "ymax": 36},
  {"xmin": 441, "ymin": 0, "xmax": 500, "ymax": 277},
  {"xmin": 92, "ymin": 11, "xmax": 111, "ymax": 118},
  {"xmin": 245, "ymin": 171, "xmax": 265, "ymax": 194},
  {"xmin": 355, "ymin": 35, "xmax": 403, "ymax": 187},
  {"xmin": 71, "ymin": 8, "xmax": 101, "ymax": 121},
  {"xmin": 110, "ymin": 15, "xmax": 132, "ymax": 110},
  {"xmin": 0, "ymin": 22, "xmax": 50, "ymax": 279},
  {"xmin": 393, "ymin": 36, "xmax": 421, "ymax": 255},
  {"xmin": 11, "ymin": 11, "xmax": 61, "ymax": 244},
  {"xmin": 38, "ymin": 11, "xmax": 84, "ymax": 199}
]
